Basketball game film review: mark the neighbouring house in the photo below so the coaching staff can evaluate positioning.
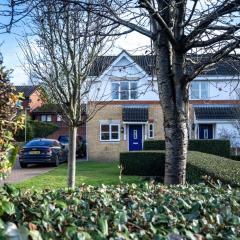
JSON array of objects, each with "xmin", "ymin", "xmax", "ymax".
[
  {"xmin": 15, "ymin": 85, "xmax": 43, "ymax": 111},
  {"xmin": 87, "ymin": 50, "xmax": 240, "ymax": 161},
  {"xmin": 32, "ymin": 103, "xmax": 86, "ymax": 140}
]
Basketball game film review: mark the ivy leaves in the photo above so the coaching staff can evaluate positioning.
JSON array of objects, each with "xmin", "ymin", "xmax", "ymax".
[{"xmin": 0, "ymin": 183, "xmax": 240, "ymax": 239}]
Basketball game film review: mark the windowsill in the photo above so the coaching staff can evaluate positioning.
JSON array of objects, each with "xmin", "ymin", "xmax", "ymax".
[
  {"xmin": 112, "ymin": 99, "xmax": 138, "ymax": 101},
  {"xmin": 100, "ymin": 140, "xmax": 120, "ymax": 143}
]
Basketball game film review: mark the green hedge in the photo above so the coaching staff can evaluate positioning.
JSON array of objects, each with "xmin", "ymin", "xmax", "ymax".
[
  {"xmin": 15, "ymin": 120, "xmax": 59, "ymax": 141},
  {"xmin": 144, "ymin": 139, "xmax": 230, "ymax": 157},
  {"xmin": 230, "ymin": 155, "xmax": 240, "ymax": 161},
  {"xmin": 1, "ymin": 184, "xmax": 240, "ymax": 239},
  {"xmin": 188, "ymin": 140, "xmax": 230, "ymax": 158},
  {"xmin": 120, "ymin": 151, "xmax": 165, "ymax": 176},
  {"xmin": 120, "ymin": 151, "xmax": 240, "ymax": 186}
]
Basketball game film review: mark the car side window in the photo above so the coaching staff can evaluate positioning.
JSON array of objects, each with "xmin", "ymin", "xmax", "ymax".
[{"xmin": 54, "ymin": 141, "xmax": 60, "ymax": 147}]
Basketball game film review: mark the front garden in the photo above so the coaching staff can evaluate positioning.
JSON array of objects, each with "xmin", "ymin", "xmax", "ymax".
[{"xmin": 1, "ymin": 141, "xmax": 240, "ymax": 239}]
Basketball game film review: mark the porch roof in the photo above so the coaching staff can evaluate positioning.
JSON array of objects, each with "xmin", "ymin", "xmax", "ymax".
[
  {"xmin": 194, "ymin": 105, "xmax": 240, "ymax": 120},
  {"xmin": 122, "ymin": 105, "xmax": 148, "ymax": 122}
]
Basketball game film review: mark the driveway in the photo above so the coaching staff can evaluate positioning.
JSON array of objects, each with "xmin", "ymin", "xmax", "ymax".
[{"xmin": 0, "ymin": 157, "xmax": 54, "ymax": 185}]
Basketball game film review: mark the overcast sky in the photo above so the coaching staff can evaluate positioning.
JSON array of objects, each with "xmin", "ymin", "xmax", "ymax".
[{"xmin": 0, "ymin": 29, "xmax": 150, "ymax": 85}]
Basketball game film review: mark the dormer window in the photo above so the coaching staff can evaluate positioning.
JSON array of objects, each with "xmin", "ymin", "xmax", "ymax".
[{"xmin": 112, "ymin": 81, "xmax": 138, "ymax": 100}]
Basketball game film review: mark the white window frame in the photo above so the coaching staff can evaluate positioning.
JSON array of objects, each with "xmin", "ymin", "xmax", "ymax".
[
  {"xmin": 40, "ymin": 114, "xmax": 52, "ymax": 122},
  {"xmin": 100, "ymin": 123, "xmax": 120, "ymax": 142},
  {"xmin": 190, "ymin": 81, "xmax": 209, "ymax": 100},
  {"xmin": 148, "ymin": 123, "xmax": 155, "ymax": 138},
  {"xmin": 111, "ymin": 81, "xmax": 138, "ymax": 100}
]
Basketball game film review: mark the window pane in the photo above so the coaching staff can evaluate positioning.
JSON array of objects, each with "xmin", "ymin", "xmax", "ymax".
[
  {"xmin": 130, "ymin": 82, "xmax": 137, "ymax": 90},
  {"xmin": 201, "ymin": 82, "xmax": 209, "ymax": 99},
  {"xmin": 47, "ymin": 115, "xmax": 52, "ymax": 122},
  {"xmin": 111, "ymin": 125, "xmax": 119, "ymax": 132},
  {"xmin": 41, "ymin": 115, "xmax": 46, "ymax": 122},
  {"xmin": 191, "ymin": 82, "xmax": 200, "ymax": 99},
  {"xmin": 131, "ymin": 90, "xmax": 138, "ymax": 99},
  {"xmin": 120, "ymin": 90, "xmax": 129, "ymax": 100},
  {"xmin": 101, "ymin": 133, "xmax": 110, "ymax": 140},
  {"xmin": 120, "ymin": 82, "xmax": 128, "ymax": 90},
  {"xmin": 112, "ymin": 83, "xmax": 119, "ymax": 100},
  {"xmin": 111, "ymin": 132, "xmax": 119, "ymax": 140},
  {"xmin": 101, "ymin": 125, "xmax": 109, "ymax": 132}
]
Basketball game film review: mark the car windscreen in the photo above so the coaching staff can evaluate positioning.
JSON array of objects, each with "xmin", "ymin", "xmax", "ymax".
[
  {"xmin": 58, "ymin": 136, "xmax": 69, "ymax": 143},
  {"xmin": 25, "ymin": 140, "xmax": 53, "ymax": 147}
]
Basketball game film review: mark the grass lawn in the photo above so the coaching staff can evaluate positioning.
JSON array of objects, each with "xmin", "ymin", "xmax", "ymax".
[{"xmin": 14, "ymin": 161, "xmax": 142, "ymax": 190}]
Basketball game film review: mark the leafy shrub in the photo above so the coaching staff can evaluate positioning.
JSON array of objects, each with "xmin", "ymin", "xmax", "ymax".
[
  {"xmin": 31, "ymin": 120, "xmax": 59, "ymax": 138},
  {"xmin": 14, "ymin": 120, "xmax": 59, "ymax": 141},
  {"xmin": 120, "ymin": 151, "xmax": 240, "ymax": 186},
  {"xmin": 0, "ymin": 64, "xmax": 24, "ymax": 179},
  {"xmin": 120, "ymin": 151, "xmax": 165, "ymax": 176},
  {"xmin": 0, "ymin": 183, "xmax": 240, "ymax": 239},
  {"xmin": 144, "ymin": 139, "xmax": 230, "ymax": 157}
]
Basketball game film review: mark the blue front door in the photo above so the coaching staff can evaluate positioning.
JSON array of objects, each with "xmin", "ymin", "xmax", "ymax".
[
  {"xmin": 199, "ymin": 124, "xmax": 213, "ymax": 139},
  {"xmin": 129, "ymin": 125, "xmax": 143, "ymax": 151}
]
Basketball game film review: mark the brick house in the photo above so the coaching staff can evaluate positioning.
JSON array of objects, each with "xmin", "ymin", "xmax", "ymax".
[
  {"xmin": 32, "ymin": 104, "xmax": 86, "ymax": 140},
  {"xmin": 87, "ymin": 50, "xmax": 240, "ymax": 161},
  {"xmin": 15, "ymin": 85, "xmax": 43, "ymax": 111}
]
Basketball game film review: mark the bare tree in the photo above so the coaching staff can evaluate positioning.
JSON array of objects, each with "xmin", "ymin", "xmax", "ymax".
[
  {"xmin": 63, "ymin": 0, "xmax": 240, "ymax": 184},
  {"xmin": 20, "ymin": 1, "xmax": 115, "ymax": 188}
]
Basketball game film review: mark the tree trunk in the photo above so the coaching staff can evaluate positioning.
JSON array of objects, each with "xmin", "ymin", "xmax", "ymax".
[
  {"xmin": 68, "ymin": 125, "xmax": 77, "ymax": 188},
  {"xmin": 163, "ymin": 108, "xmax": 188, "ymax": 184},
  {"xmin": 153, "ymin": 10, "xmax": 189, "ymax": 184}
]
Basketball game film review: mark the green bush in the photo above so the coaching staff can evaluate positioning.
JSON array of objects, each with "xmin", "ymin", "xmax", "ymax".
[
  {"xmin": 1, "ymin": 184, "xmax": 240, "ymax": 239},
  {"xmin": 188, "ymin": 140, "xmax": 230, "ymax": 158},
  {"xmin": 144, "ymin": 139, "xmax": 230, "ymax": 157},
  {"xmin": 31, "ymin": 120, "xmax": 59, "ymax": 138},
  {"xmin": 144, "ymin": 140, "xmax": 165, "ymax": 150},
  {"xmin": 187, "ymin": 151, "xmax": 240, "ymax": 186},
  {"xmin": 120, "ymin": 151, "xmax": 165, "ymax": 176},
  {"xmin": 14, "ymin": 120, "xmax": 59, "ymax": 141},
  {"xmin": 230, "ymin": 155, "xmax": 240, "ymax": 161},
  {"xmin": 120, "ymin": 151, "xmax": 240, "ymax": 186}
]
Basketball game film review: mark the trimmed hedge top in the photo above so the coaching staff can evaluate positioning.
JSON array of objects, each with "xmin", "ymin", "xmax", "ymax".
[
  {"xmin": 1, "ymin": 183, "xmax": 240, "ymax": 239},
  {"xmin": 120, "ymin": 150, "xmax": 240, "ymax": 186},
  {"xmin": 144, "ymin": 139, "xmax": 230, "ymax": 158}
]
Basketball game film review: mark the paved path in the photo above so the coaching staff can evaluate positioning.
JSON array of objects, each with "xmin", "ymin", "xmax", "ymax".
[{"xmin": 0, "ymin": 157, "xmax": 54, "ymax": 185}]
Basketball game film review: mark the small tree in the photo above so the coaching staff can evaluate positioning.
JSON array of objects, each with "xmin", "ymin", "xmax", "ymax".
[
  {"xmin": 0, "ymin": 57, "xmax": 24, "ymax": 179},
  {"xmin": 20, "ymin": 1, "xmax": 115, "ymax": 188}
]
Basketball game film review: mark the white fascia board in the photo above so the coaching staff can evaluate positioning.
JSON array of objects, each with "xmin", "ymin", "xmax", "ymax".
[
  {"xmin": 194, "ymin": 75, "xmax": 240, "ymax": 81},
  {"xmin": 195, "ymin": 120, "xmax": 236, "ymax": 124}
]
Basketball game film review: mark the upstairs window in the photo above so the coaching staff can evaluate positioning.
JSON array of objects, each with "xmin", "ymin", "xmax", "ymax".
[
  {"xmin": 191, "ymin": 82, "xmax": 209, "ymax": 99},
  {"xmin": 41, "ymin": 114, "xmax": 52, "ymax": 122},
  {"xmin": 112, "ymin": 81, "xmax": 138, "ymax": 100}
]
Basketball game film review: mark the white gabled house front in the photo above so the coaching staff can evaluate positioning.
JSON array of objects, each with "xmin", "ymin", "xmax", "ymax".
[{"xmin": 86, "ymin": 50, "xmax": 240, "ymax": 161}]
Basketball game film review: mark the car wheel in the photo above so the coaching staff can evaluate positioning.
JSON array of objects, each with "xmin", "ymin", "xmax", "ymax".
[
  {"xmin": 20, "ymin": 163, "xmax": 27, "ymax": 168},
  {"xmin": 53, "ymin": 155, "xmax": 59, "ymax": 167}
]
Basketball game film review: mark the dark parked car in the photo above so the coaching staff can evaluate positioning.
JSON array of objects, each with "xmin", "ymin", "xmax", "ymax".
[
  {"xmin": 58, "ymin": 135, "xmax": 86, "ymax": 158},
  {"xmin": 19, "ymin": 139, "xmax": 68, "ymax": 168}
]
